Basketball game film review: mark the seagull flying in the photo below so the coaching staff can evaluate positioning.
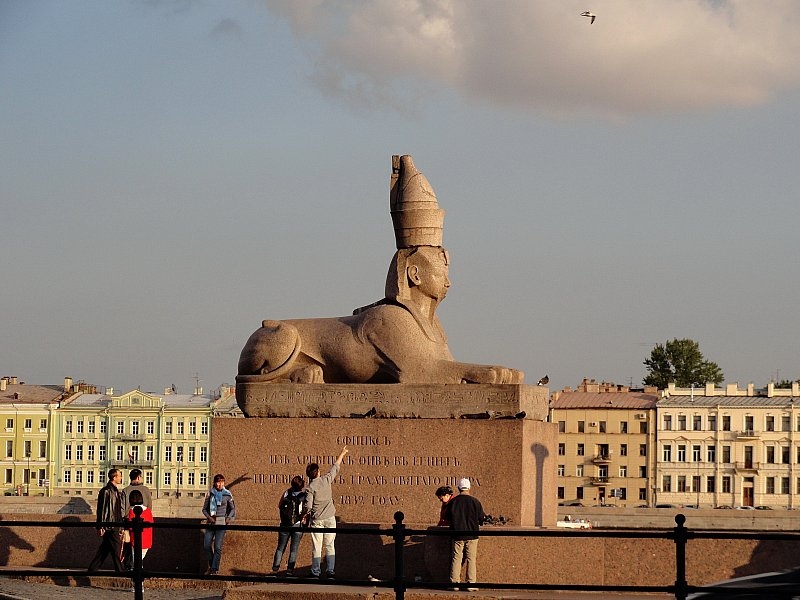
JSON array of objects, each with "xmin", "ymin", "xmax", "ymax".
[{"xmin": 580, "ymin": 11, "xmax": 596, "ymax": 24}]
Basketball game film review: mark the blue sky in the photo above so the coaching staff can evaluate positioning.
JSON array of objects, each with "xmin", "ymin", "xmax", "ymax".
[{"xmin": 2, "ymin": 1, "xmax": 799, "ymax": 394}]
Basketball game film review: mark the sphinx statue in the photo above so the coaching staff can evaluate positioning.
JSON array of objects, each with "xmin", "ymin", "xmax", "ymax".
[{"xmin": 237, "ymin": 155, "xmax": 523, "ymax": 385}]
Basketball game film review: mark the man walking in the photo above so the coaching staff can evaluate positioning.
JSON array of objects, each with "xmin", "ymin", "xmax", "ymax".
[
  {"xmin": 122, "ymin": 468, "xmax": 152, "ymax": 569},
  {"xmin": 304, "ymin": 446, "xmax": 348, "ymax": 579},
  {"xmin": 445, "ymin": 478, "xmax": 485, "ymax": 592},
  {"xmin": 88, "ymin": 468, "xmax": 127, "ymax": 571}
]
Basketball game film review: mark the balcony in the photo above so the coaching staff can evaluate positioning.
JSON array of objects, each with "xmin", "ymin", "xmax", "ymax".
[
  {"xmin": 591, "ymin": 454, "xmax": 612, "ymax": 464},
  {"xmin": 734, "ymin": 461, "xmax": 759, "ymax": 472},
  {"xmin": 112, "ymin": 433, "xmax": 146, "ymax": 441},
  {"xmin": 737, "ymin": 430, "xmax": 760, "ymax": 439},
  {"xmin": 589, "ymin": 476, "xmax": 609, "ymax": 485},
  {"xmin": 112, "ymin": 459, "xmax": 155, "ymax": 468}
]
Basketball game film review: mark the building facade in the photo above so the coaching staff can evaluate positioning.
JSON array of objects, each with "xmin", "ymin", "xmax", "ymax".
[
  {"xmin": 550, "ymin": 379, "xmax": 659, "ymax": 507},
  {"xmin": 657, "ymin": 382, "xmax": 800, "ymax": 509}
]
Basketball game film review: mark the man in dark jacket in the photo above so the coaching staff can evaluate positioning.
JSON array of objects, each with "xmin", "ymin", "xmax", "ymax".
[
  {"xmin": 444, "ymin": 478, "xmax": 485, "ymax": 591},
  {"xmin": 88, "ymin": 468, "xmax": 127, "ymax": 571}
]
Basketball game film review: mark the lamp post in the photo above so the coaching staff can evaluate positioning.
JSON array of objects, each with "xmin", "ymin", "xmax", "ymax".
[{"xmin": 25, "ymin": 449, "xmax": 31, "ymax": 496}]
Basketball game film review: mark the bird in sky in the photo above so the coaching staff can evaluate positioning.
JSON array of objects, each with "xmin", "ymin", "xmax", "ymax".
[
  {"xmin": 580, "ymin": 11, "xmax": 596, "ymax": 24},
  {"xmin": 537, "ymin": 375, "xmax": 549, "ymax": 386}
]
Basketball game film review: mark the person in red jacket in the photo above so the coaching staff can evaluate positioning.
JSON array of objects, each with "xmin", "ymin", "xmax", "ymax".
[{"xmin": 127, "ymin": 489, "xmax": 153, "ymax": 561}]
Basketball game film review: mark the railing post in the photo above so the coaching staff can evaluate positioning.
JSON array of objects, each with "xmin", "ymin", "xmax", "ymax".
[
  {"xmin": 132, "ymin": 505, "xmax": 144, "ymax": 600},
  {"xmin": 673, "ymin": 513, "xmax": 688, "ymax": 600},
  {"xmin": 393, "ymin": 511, "xmax": 406, "ymax": 600}
]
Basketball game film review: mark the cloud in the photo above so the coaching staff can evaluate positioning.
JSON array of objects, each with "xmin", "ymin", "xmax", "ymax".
[{"xmin": 264, "ymin": 0, "xmax": 800, "ymax": 117}]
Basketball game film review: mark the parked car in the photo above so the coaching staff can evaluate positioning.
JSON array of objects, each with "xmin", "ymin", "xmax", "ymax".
[
  {"xmin": 688, "ymin": 566, "xmax": 800, "ymax": 599},
  {"xmin": 556, "ymin": 515, "xmax": 593, "ymax": 529},
  {"xmin": 735, "ymin": 505, "xmax": 755, "ymax": 510},
  {"xmin": 564, "ymin": 501, "xmax": 584, "ymax": 507},
  {"xmin": 754, "ymin": 505, "xmax": 773, "ymax": 510},
  {"xmin": 714, "ymin": 505, "xmax": 733, "ymax": 509},
  {"xmin": 655, "ymin": 503, "xmax": 677, "ymax": 508}
]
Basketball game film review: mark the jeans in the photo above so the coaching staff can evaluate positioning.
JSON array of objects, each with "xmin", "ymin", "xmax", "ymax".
[
  {"xmin": 450, "ymin": 538, "xmax": 479, "ymax": 584},
  {"xmin": 204, "ymin": 528, "xmax": 227, "ymax": 571},
  {"xmin": 272, "ymin": 522, "xmax": 304, "ymax": 571},
  {"xmin": 310, "ymin": 516, "xmax": 336, "ymax": 575}
]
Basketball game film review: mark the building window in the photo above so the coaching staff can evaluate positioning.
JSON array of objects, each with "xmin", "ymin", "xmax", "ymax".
[
  {"xmin": 24, "ymin": 418, "xmax": 32, "ymax": 431},
  {"xmin": 620, "ymin": 444, "xmax": 627, "ymax": 457},
  {"xmin": 783, "ymin": 446, "xmax": 790, "ymax": 464},
  {"xmin": 24, "ymin": 440, "xmax": 31, "ymax": 457},
  {"xmin": 147, "ymin": 421, "xmax": 154, "ymax": 435},
  {"xmin": 692, "ymin": 445, "xmax": 701, "ymax": 462},
  {"xmin": 722, "ymin": 446, "xmax": 731, "ymax": 463},
  {"xmin": 639, "ymin": 444, "xmax": 647, "ymax": 456},
  {"xmin": 783, "ymin": 415, "xmax": 791, "ymax": 432},
  {"xmin": 88, "ymin": 420, "xmax": 95, "ymax": 434},
  {"xmin": 116, "ymin": 421, "xmax": 124, "ymax": 435},
  {"xmin": 766, "ymin": 477, "xmax": 775, "ymax": 494},
  {"xmin": 63, "ymin": 470, "xmax": 71, "ymax": 483},
  {"xmin": 145, "ymin": 472, "xmax": 153, "ymax": 485},
  {"xmin": 663, "ymin": 475, "xmax": 672, "ymax": 492},
  {"xmin": 176, "ymin": 446, "xmax": 184, "ymax": 462},
  {"xmin": 722, "ymin": 476, "xmax": 731, "ymax": 493},
  {"xmin": 663, "ymin": 445, "xmax": 672, "ymax": 462},
  {"xmin": 132, "ymin": 421, "xmax": 139, "ymax": 435},
  {"xmin": 99, "ymin": 471, "xmax": 106, "ymax": 484},
  {"xmin": 557, "ymin": 465, "xmax": 565, "ymax": 476},
  {"xmin": 99, "ymin": 445, "xmax": 106, "ymax": 461},
  {"xmin": 693, "ymin": 415, "xmax": 702, "ymax": 431},
  {"xmin": 639, "ymin": 466, "xmax": 647, "ymax": 478},
  {"xmin": 176, "ymin": 471, "xmax": 183, "ymax": 486},
  {"xmin": 767, "ymin": 446, "xmax": 775, "ymax": 464},
  {"xmin": 639, "ymin": 488, "xmax": 647, "ymax": 501},
  {"xmin": 577, "ymin": 421, "xmax": 585, "ymax": 433},
  {"xmin": 65, "ymin": 444, "xmax": 72, "ymax": 461},
  {"xmin": 557, "ymin": 486, "xmax": 565, "ymax": 499},
  {"xmin": 146, "ymin": 446, "xmax": 154, "ymax": 461},
  {"xmin": 766, "ymin": 416, "xmax": 775, "ymax": 432},
  {"xmin": 165, "ymin": 446, "xmax": 172, "ymax": 462},
  {"xmin": 744, "ymin": 415, "xmax": 754, "ymax": 432},
  {"xmin": 577, "ymin": 444, "xmax": 585, "ymax": 456},
  {"xmin": 599, "ymin": 421, "xmax": 606, "ymax": 433},
  {"xmin": 188, "ymin": 447, "xmax": 195, "ymax": 462},
  {"xmin": 87, "ymin": 470, "xmax": 94, "ymax": 484},
  {"xmin": 706, "ymin": 476, "xmax": 715, "ymax": 493},
  {"xmin": 76, "ymin": 445, "xmax": 83, "ymax": 461},
  {"xmin": 65, "ymin": 420, "xmax": 72, "ymax": 433},
  {"xmin": 782, "ymin": 477, "xmax": 790, "ymax": 495},
  {"xmin": 100, "ymin": 421, "xmax": 107, "ymax": 434},
  {"xmin": 130, "ymin": 446, "xmax": 139, "ymax": 462},
  {"xmin": 177, "ymin": 421, "xmax": 184, "ymax": 435},
  {"xmin": 39, "ymin": 440, "xmax": 46, "ymax": 458},
  {"xmin": 722, "ymin": 415, "xmax": 731, "ymax": 431},
  {"xmin": 619, "ymin": 465, "xmax": 627, "ymax": 477},
  {"xmin": 708, "ymin": 415, "xmax": 716, "ymax": 431},
  {"xmin": 707, "ymin": 445, "xmax": 716, "ymax": 462},
  {"xmin": 558, "ymin": 421, "xmax": 566, "ymax": 433},
  {"xmin": 164, "ymin": 472, "xmax": 171, "ymax": 486},
  {"xmin": 76, "ymin": 419, "xmax": 83, "ymax": 434},
  {"xmin": 200, "ymin": 473, "xmax": 207, "ymax": 486},
  {"xmin": 677, "ymin": 445, "xmax": 686, "ymax": 462},
  {"xmin": 75, "ymin": 470, "xmax": 83, "ymax": 484},
  {"xmin": 678, "ymin": 415, "xmax": 686, "ymax": 430},
  {"xmin": 576, "ymin": 465, "xmax": 584, "ymax": 477},
  {"xmin": 88, "ymin": 445, "xmax": 95, "ymax": 461},
  {"xmin": 692, "ymin": 475, "xmax": 701, "ymax": 493},
  {"xmin": 677, "ymin": 476, "xmax": 687, "ymax": 492},
  {"xmin": 189, "ymin": 421, "xmax": 197, "ymax": 435},
  {"xmin": 116, "ymin": 446, "xmax": 123, "ymax": 461},
  {"xmin": 201, "ymin": 422, "xmax": 208, "ymax": 435},
  {"xmin": 620, "ymin": 421, "xmax": 628, "ymax": 434},
  {"xmin": 576, "ymin": 487, "xmax": 584, "ymax": 500},
  {"xmin": 165, "ymin": 422, "xmax": 173, "ymax": 435},
  {"xmin": 200, "ymin": 447, "xmax": 207, "ymax": 463},
  {"xmin": 188, "ymin": 472, "xmax": 195, "ymax": 486},
  {"xmin": 663, "ymin": 415, "xmax": 672, "ymax": 431},
  {"xmin": 5, "ymin": 441, "xmax": 12, "ymax": 458},
  {"xmin": 40, "ymin": 418, "xmax": 47, "ymax": 430}
]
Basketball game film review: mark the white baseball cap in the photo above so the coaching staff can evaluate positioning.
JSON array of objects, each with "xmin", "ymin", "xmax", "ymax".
[{"xmin": 457, "ymin": 478, "xmax": 471, "ymax": 490}]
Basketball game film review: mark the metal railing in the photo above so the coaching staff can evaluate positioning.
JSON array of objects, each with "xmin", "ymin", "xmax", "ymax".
[{"xmin": 4, "ymin": 512, "xmax": 800, "ymax": 600}]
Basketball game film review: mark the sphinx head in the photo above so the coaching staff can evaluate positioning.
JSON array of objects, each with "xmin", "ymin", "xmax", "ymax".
[{"xmin": 386, "ymin": 246, "xmax": 450, "ymax": 305}]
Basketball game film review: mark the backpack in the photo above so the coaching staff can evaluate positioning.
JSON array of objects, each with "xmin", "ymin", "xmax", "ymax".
[{"xmin": 279, "ymin": 490, "xmax": 305, "ymax": 525}]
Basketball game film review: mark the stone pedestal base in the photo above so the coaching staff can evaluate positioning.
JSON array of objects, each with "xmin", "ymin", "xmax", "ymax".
[{"xmin": 211, "ymin": 416, "xmax": 557, "ymax": 527}]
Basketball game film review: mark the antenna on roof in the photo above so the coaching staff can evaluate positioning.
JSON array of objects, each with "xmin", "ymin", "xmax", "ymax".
[{"xmin": 193, "ymin": 373, "xmax": 203, "ymax": 396}]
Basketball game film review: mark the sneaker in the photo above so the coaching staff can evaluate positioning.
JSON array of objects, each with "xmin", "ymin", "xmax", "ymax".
[
  {"xmin": 466, "ymin": 588, "xmax": 478, "ymax": 592},
  {"xmin": 286, "ymin": 569, "xmax": 295, "ymax": 577},
  {"xmin": 326, "ymin": 571, "xmax": 335, "ymax": 579},
  {"xmin": 307, "ymin": 572, "xmax": 321, "ymax": 579}
]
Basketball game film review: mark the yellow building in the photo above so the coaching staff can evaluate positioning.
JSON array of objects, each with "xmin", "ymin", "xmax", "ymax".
[
  {"xmin": 1, "ymin": 376, "xmax": 68, "ymax": 496},
  {"xmin": 550, "ymin": 379, "xmax": 659, "ymax": 507},
  {"xmin": 657, "ymin": 382, "xmax": 800, "ymax": 509},
  {"xmin": 54, "ymin": 385, "xmax": 234, "ymax": 499}
]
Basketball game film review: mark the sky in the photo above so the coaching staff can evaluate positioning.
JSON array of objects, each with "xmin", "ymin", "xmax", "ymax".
[{"xmin": 2, "ymin": 1, "xmax": 799, "ymax": 396}]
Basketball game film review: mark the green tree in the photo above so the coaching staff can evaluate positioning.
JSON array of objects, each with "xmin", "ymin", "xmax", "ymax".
[
  {"xmin": 643, "ymin": 338, "xmax": 724, "ymax": 389},
  {"xmin": 775, "ymin": 379, "xmax": 800, "ymax": 389}
]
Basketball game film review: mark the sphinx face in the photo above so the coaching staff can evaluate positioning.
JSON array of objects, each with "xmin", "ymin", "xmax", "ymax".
[{"xmin": 410, "ymin": 247, "xmax": 451, "ymax": 302}]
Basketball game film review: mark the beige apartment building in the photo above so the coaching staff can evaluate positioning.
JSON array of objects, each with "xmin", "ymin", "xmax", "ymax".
[
  {"xmin": 657, "ymin": 382, "xmax": 800, "ymax": 509},
  {"xmin": 550, "ymin": 379, "xmax": 658, "ymax": 507}
]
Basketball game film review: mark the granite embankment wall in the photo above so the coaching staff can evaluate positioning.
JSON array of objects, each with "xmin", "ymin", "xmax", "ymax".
[{"xmin": 2, "ymin": 507, "xmax": 800, "ymax": 587}]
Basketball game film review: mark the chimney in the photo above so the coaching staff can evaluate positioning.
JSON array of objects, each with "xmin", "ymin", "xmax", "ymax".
[
  {"xmin": 106, "ymin": 387, "xmax": 114, "ymax": 396},
  {"xmin": 64, "ymin": 377, "xmax": 73, "ymax": 393},
  {"xmin": 0, "ymin": 378, "xmax": 6, "ymax": 392},
  {"xmin": 10, "ymin": 376, "xmax": 18, "ymax": 385},
  {"xmin": 194, "ymin": 386, "xmax": 203, "ymax": 396}
]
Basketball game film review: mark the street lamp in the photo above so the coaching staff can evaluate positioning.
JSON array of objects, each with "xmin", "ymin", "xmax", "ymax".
[{"xmin": 25, "ymin": 449, "xmax": 31, "ymax": 496}]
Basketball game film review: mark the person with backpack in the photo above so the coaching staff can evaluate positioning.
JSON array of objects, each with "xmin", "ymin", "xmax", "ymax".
[{"xmin": 270, "ymin": 475, "xmax": 307, "ymax": 576}]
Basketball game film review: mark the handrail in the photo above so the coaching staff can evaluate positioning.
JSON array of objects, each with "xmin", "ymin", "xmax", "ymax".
[{"xmin": 4, "ymin": 513, "xmax": 800, "ymax": 599}]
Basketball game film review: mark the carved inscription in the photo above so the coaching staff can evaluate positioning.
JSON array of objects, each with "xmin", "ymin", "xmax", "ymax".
[{"xmin": 252, "ymin": 434, "xmax": 479, "ymax": 510}]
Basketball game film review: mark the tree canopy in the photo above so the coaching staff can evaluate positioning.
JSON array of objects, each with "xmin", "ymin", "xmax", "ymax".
[{"xmin": 643, "ymin": 338, "xmax": 724, "ymax": 389}]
